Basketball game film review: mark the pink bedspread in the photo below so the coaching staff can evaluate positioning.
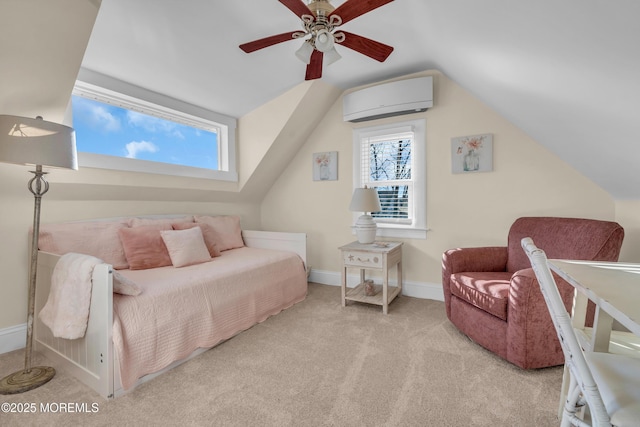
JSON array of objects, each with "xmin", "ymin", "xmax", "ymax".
[{"xmin": 113, "ymin": 247, "xmax": 307, "ymax": 390}]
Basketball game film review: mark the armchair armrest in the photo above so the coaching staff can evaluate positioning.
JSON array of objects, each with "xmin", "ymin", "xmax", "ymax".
[
  {"xmin": 506, "ymin": 268, "xmax": 579, "ymax": 368},
  {"xmin": 441, "ymin": 247, "xmax": 508, "ymax": 318},
  {"xmin": 442, "ymin": 246, "xmax": 508, "ymax": 276}
]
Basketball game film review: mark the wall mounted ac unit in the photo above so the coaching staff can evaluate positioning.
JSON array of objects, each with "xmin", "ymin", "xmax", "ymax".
[{"xmin": 343, "ymin": 76, "xmax": 433, "ymax": 122}]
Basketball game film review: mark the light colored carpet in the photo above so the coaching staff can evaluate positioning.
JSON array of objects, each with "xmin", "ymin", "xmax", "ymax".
[{"xmin": 0, "ymin": 283, "xmax": 563, "ymax": 426}]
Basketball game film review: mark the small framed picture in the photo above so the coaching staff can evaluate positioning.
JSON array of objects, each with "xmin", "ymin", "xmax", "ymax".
[
  {"xmin": 312, "ymin": 151, "xmax": 338, "ymax": 181},
  {"xmin": 451, "ymin": 134, "xmax": 493, "ymax": 173}
]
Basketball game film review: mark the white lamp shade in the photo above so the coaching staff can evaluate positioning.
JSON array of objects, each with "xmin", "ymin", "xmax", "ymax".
[
  {"xmin": 295, "ymin": 41, "xmax": 314, "ymax": 64},
  {"xmin": 315, "ymin": 29, "xmax": 335, "ymax": 53},
  {"xmin": 324, "ymin": 47, "xmax": 342, "ymax": 66},
  {"xmin": 0, "ymin": 115, "xmax": 78, "ymax": 170},
  {"xmin": 349, "ymin": 187, "xmax": 381, "ymax": 213}
]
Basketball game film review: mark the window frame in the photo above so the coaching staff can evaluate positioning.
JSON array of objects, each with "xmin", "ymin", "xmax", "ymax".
[
  {"xmin": 352, "ymin": 119, "xmax": 427, "ymax": 239},
  {"xmin": 71, "ymin": 76, "xmax": 238, "ymax": 182}
]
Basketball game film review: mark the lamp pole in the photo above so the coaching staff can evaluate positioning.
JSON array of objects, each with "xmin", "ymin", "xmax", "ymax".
[{"xmin": 0, "ymin": 165, "xmax": 56, "ymax": 394}]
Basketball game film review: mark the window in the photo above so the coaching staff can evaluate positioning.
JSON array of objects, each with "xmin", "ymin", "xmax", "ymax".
[
  {"xmin": 71, "ymin": 79, "xmax": 237, "ymax": 181},
  {"xmin": 353, "ymin": 119, "xmax": 427, "ymax": 239}
]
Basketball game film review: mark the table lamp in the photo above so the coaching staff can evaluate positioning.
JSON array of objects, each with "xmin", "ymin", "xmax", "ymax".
[
  {"xmin": 0, "ymin": 115, "xmax": 77, "ymax": 394},
  {"xmin": 349, "ymin": 187, "xmax": 381, "ymax": 244}
]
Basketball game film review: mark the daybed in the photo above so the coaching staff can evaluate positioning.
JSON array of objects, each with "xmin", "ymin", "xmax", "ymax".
[{"xmin": 33, "ymin": 215, "xmax": 308, "ymax": 398}]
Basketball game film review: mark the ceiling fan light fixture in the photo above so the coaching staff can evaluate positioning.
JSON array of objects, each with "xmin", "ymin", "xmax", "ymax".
[
  {"xmin": 295, "ymin": 40, "xmax": 315, "ymax": 64},
  {"xmin": 239, "ymin": 0, "xmax": 396, "ymax": 81},
  {"xmin": 324, "ymin": 46, "xmax": 342, "ymax": 66},
  {"xmin": 315, "ymin": 29, "xmax": 334, "ymax": 52}
]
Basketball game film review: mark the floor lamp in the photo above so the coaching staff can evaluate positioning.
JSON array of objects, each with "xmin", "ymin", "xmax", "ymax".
[{"xmin": 0, "ymin": 115, "xmax": 77, "ymax": 394}]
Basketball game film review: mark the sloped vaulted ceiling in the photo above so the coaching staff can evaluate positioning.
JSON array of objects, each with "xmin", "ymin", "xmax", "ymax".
[
  {"xmin": 69, "ymin": 1, "xmax": 640, "ymax": 199},
  {"xmin": 0, "ymin": 0, "xmax": 100, "ymax": 123}
]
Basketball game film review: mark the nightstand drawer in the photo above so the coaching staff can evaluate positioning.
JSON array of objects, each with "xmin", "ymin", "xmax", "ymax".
[{"xmin": 343, "ymin": 251, "xmax": 382, "ymax": 268}]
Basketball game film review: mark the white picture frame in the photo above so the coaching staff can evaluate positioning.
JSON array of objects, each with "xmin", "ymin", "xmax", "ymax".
[
  {"xmin": 312, "ymin": 151, "xmax": 338, "ymax": 181},
  {"xmin": 451, "ymin": 134, "xmax": 493, "ymax": 173}
]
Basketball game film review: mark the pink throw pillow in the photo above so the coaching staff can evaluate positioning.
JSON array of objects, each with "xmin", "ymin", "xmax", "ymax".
[
  {"xmin": 118, "ymin": 224, "xmax": 173, "ymax": 270},
  {"xmin": 160, "ymin": 227, "xmax": 211, "ymax": 268},
  {"xmin": 39, "ymin": 220, "xmax": 130, "ymax": 270},
  {"xmin": 171, "ymin": 222, "xmax": 221, "ymax": 257},
  {"xmin": 128, "ymin": 216, "xmax": 194, "ymax": 228},
  {"xmin": 194, "ymin": 215, "xmax": 244, "ymax": 252}
]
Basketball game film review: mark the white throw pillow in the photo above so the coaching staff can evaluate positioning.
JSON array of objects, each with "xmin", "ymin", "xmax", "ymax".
[
  {"xmin": 160, "ymin": 227, "xmax": 212, "ymax": 268},
  {"xmin": 112, "ymin": 271, "xmax": 142, "ymax": 296}
]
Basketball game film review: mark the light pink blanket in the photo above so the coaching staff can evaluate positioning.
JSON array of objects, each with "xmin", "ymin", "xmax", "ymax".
[{"xmin": 113, "ymin": 247, "xmax": 307, "ymax": 390}]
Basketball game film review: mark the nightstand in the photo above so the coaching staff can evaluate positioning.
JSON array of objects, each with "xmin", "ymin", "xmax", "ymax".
[{"xmin": 338, "ymin": 241, "xmax": 403, "ymax": 314}]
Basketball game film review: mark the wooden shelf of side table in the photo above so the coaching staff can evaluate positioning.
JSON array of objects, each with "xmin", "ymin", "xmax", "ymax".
[{"xmin": 339, "ymin": 241, "xmax": 403, "ymax": 314}]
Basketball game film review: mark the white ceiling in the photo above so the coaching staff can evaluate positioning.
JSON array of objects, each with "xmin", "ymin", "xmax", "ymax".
[{"xmin": 80, "ymin": 0, "xmax": 640, "ymax": 199}]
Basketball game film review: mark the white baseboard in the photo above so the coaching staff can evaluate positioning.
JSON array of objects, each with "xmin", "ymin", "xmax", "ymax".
[
  {"xmin": 309, "ymin": 269, "xmax": 444, "ymax": 301},
  {"xmin": 0, "ymin": 323, "xmax": 26, "ymax": 355}
]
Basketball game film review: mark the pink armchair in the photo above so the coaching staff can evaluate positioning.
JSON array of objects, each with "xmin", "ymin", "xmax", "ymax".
[{"xmin": 441, "ymin": 217, "xmax": 624, "ymax": 369}]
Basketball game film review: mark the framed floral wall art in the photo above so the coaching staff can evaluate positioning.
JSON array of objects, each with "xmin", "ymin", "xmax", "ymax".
[
  {"xmin": 312, "ymin": 151, "xmax": 338, "ymax": 181},
  {"xmin": 451, "ymin": 134, "xmax": 493, "ymax": 173}
]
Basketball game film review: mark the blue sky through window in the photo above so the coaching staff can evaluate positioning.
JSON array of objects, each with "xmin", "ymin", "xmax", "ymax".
[{"xmin": 72, "ymin": 95, "xmax": 219, "ymax": 170}]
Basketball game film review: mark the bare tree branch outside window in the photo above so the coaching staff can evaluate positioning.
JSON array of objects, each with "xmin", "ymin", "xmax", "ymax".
[{"xmin": 368, "ymin": 139, "xmax": 412, "ymax": 219}]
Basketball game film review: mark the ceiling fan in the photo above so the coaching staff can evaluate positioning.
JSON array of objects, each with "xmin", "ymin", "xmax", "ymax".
[{"xmin": 239, "ymin": 0, "xmax": 395, "ymax": 80}]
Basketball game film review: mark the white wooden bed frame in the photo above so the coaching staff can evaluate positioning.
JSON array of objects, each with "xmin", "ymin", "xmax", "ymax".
[{"xmin": 33, "ymin": 220, "xmax": 306, "ymax": 399}]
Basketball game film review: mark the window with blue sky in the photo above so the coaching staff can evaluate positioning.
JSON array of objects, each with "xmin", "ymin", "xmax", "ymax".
[{"xmin": 72, "ymin": 95, "xmax": 219, "ymax": 170}]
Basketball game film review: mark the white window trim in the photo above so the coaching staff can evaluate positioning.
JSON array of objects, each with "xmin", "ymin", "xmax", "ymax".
[
  {"xmin": 70, "ymin": 69, "xmax": 238, "ymax": 182},
  {"xmin": 352, "ymin": 119, "xmax": 427, "ymax": 240}
]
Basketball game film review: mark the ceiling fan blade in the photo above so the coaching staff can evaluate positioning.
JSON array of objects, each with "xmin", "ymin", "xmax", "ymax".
[
  {"xmin": 328, "ymin": 0, "xmax": 394, "ymax": 25},
  {"xmin": 239, "ymin": 31, "xmax": 301, "ymax": 53},
  {"xmin": 279, "ymin": 0, "xmax": 313, "ymax": 18},
  {"xmin": 337, "ymin": 31, "xmax": 394, "ymax": 62},
  {"xmin": 305, "ymin": 50, "xmax": 323, "ymax": 80}
]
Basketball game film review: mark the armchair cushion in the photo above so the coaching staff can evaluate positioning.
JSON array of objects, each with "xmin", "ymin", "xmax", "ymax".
[{"xmin": 450, "ymin": 272, "xmax": 511, "ymax": 321}]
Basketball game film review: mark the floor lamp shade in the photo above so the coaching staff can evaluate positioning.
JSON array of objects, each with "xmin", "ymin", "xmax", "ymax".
[
  {"xmin": 0, "ymin": 115, "xmax": 78, "ymax": 169},
  {"xmin": 0, "ymin": 115, "xmax": 77, "ymax": 395},
  {"xmin": 349, "ymin": 187, "xmax": 381, "ymax": 244}
]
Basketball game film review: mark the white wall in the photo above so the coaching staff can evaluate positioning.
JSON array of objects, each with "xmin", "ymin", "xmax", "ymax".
[
  {"xmin": 615, "ymin": 200, "xmax": 640, "ymax": 262},
  {"xmin": 260, "ymin": 70, "xmax": 618, "ymax": 289},
  {"xmin": 0, "ymin": 0, "xmax": 101, "ymax": 124}
]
